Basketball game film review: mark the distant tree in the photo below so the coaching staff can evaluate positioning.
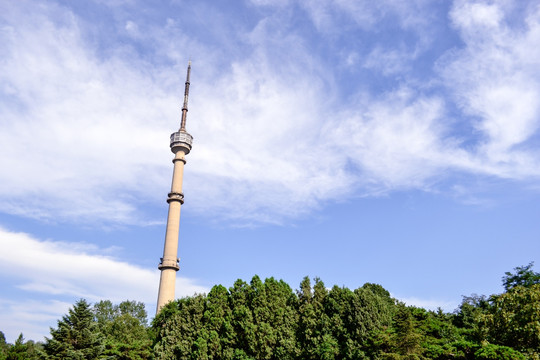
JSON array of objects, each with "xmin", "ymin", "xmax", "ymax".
[
  {"xmin": 502, "ymin": 262, "xmax": 540, "ymax": 291},
  {"xmin": 0, "ymin": 333, "xmax": 42, "ymax": 360},
  {"xmin": 93, "ymin": 300, "xmax": 151, "ymax": 360},
  {"xmin": 43, "ymin": 299, "xmax": 103, "ymax": 359},
  {"xmin": 6, "ymin": 334, "xmax": 27, "ymax": 360}
]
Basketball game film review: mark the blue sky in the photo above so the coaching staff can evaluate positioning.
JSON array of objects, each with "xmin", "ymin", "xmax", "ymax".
[{"xmin": 1, "ymin": 0, "xmax": 540, "ymax": 342}]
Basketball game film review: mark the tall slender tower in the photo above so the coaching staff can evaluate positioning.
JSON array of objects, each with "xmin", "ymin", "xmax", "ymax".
[{"xmin": 156, "ymin": 62, "xmax": 193, "ymax": 313}]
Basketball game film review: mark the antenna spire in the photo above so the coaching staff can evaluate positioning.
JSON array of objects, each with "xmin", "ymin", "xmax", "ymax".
[{"xmin": 180, "ymin": 61, "xmax": 191, "ymax": 131}]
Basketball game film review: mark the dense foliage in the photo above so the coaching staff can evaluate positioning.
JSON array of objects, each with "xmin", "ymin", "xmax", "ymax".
[
  {"xmin": 1, "ymin": 263, "xmax": 539, "ymax": 359},
  {"xmin": 151, "ymin": 273, "xmax": 538, "ymax": 360}
]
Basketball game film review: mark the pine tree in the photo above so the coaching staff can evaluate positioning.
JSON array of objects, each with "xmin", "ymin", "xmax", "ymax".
[{"xmin": 43, "ymin": 299, "xmax": 104, "ymax": 360}]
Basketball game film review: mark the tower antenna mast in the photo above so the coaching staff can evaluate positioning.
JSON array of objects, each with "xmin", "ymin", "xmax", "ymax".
[
  {"xmin": 180, "ymin": 60, "xmax": 191, "ymax": 131},
  {"xmin": 156, "ymin": 62, "xmax": 194, "ymax": 313}
]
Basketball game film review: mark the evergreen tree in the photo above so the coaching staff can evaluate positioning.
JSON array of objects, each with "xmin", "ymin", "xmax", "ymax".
[
  {"xmin": 6, "ymin": 334, "xmax": 28, "ymax": 360},
  {"xmin": 43, "ymin": 299, "xmax": 103, "ymax": 360},
  {"xmin": 297, "ymin": 277, "xmax": 337, "ymax": 359},
  {"xmin": 391, "ymin": 304, "xmax": 423, "ymax": 358},
  {"xmin": 153, "ymin": 294, "xmax": 206, "ymax": 360},
  {"xmin": 198, "ymin": 284, "xmax": 233, "ymax": 359},
  {"xmin": 229, "ymin": 279, "xmax": 256, "ymax": 357},
  {"xmin": 148, "ymin": 272, "xmax": 540, "ymax": 360}
]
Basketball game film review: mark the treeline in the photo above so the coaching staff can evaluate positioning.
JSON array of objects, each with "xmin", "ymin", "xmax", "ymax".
[
  {"xmin": 151, "ymin": 269, "xmax": 539, "ymax": 360},
  {"xmin": 1, "ymin": 263, "xmax": 539, "ymax": 359}
]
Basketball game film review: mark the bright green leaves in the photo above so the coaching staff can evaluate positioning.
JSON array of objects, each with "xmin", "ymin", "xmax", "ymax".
[
  {"xmin": 484, "ymin": 284, "xmax": 540, "ymax": 356},
  {"xmin": 93, "ymin": 300, "xmax": 151, "ymax": 360}
]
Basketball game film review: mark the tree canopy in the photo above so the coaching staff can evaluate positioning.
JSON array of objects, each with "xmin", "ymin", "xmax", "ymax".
[
  {"xmin": 2, "ymin": 263, "xmax": 539, "ymax": 360},
  {"xmin": 502, "ymin": 262, "xmax": 540, "ymax": 291}
]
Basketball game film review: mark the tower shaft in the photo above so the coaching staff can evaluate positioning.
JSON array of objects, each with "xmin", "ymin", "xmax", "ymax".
[
  {"xmin": 157, "ymin": 150, "xmax": 186, "ymax": 311},
  {"xmin": 156, "ymin": 63, "xmax": 193, "ymax": 313}
]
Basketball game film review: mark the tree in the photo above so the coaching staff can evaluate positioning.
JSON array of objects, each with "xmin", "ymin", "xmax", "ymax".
[
  {"xmin": 391, "ymin": 304, "xmax": 423, "ymax": 358},
  {"xmin": 483, "ymin": 284, "xmax": 540, "ymax": 356},
  {"xmin": 93, "ymin": 300, "xmax": 151, "ymax": 359},
  {"xmin": 250, "ymin": 277, "xmax": 298, "ymax": 359},
  {"xmin": 6, "ymin": 334, "xmax": 27, "ymax": 360},
  {"xmin": 453, "ymin": 294, "xmax": 490, "ymax": 341},
  {"xmin": 43, "ymin": 299, "xmax": 103, "ymax": 360},
  {"xmin": 502, "ymin": 262, "xmax": 540, "ymax": 291},
  {"xmin": 0, "ymin": 332, "xmax": 7, "ymax": 360},
  {"xmin": 153, "ymin": 294, "xmax": 206, "ymax": 360},
  {"xmin": 297, "ymin": 277, "xmax": 339, "ymax": 360}
]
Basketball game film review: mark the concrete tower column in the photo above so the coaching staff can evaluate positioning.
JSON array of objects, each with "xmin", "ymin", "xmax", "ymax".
[{"xmin": 156, "ymin": 62, "xmax": 193, "ymax": 313}]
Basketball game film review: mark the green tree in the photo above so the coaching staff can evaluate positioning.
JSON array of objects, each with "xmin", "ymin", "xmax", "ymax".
[
  {"xmin": 198, "ymin": 284, "xmax": 233, "ymax": 359},
  {"xmin": 502, "ymin": 262, "xmax": 540, "ymax": 291},
  {"xmin": 153, "ymin": 294, "xmax": 206, "ymax": 360},
  {"xmin": 6, "ymin": 334, "xmax": 26, "ymax": 360},
  {"xmin": 97, "ymin": 301, "xmax": 151, "ymax": 360},
  {"xmin": 43, "ymin": 299, "xmax": 104, "ymax": 360},
  {"xmin": 251, "ymin": 277, "xmax": 298, "ymax": 359},
  {"xmin": 297, "ymin": 277, "xmax": 338, "ymax": 360},
  {"xmin": 148, "ymin": 273, "xmax": 540, "ymax": 360},
  {"xmin": 483, "ymin": 284, "xmax": 540, "ymax": 357},
  {"xmin": 93, "ymin": 300, "xmax": 151, "ymax": 359},
  {"xmin": 392, "ymin": 305, "xmax": 423, "ymax": 358},
  {"xmin": 229, "ymin": 279, "xmax": 256, "ymax": 357},
  {"xmin": 0, "ymin": 332, "xmax": 7, "ymax": 360}
]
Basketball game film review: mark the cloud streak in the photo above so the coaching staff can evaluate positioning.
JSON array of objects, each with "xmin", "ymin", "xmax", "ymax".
[{"xmin": 1, "ymin": 0, "xmax": 540, "ymax": 228}]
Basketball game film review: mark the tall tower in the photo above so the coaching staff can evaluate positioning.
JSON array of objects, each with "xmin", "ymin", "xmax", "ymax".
[{"xmin": 156, "ymin": 62, "xmax": 194, "ymax": 313}]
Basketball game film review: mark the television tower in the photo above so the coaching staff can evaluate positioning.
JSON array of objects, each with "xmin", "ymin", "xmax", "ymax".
[{"xmin": 156, "ymin": 62, "xmax": 194, "ymax": 313}]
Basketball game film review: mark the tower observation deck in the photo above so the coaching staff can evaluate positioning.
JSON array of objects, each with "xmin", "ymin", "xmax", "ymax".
[{"xmin": 156, "ymin": 62, "xmax": 193, "ymax": 313}]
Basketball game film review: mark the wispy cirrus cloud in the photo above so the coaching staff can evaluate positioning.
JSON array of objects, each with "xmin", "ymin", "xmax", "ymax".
[
  {"xmin": 1, "ymin": 0, "xmax": 540, "ymax": 228},
  {"xmin": 439, "ymin": 0, "xmax": 540, "ymax": 176}
]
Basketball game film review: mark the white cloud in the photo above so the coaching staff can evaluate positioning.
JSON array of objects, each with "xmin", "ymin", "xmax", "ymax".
[
  {"xmin": 331, "ymin": 89, "xmax": 457, "ymax": 189},
  {"xmin": 363, "ymin": 46, "xmax": 415, "ymax": 77},
  {"xmin": 0, "ymin": 227, "xmax": 208, "ymax": 342},
  {"xmin": 451, "ymin": 0, "xmax": 504, "ymax": 31},
  {"xmin": 1, "ymin": 0, "xmax": 540, "ymax": 228},
  {"xmin": 298, "ymin": 0, "xmax": 434, "ymax": 33},
  {"xmin": 0, "ymin": 1, "xmax": 177, "ymax": 223},
  {"xmin": 397, "ymin": 295, "xmax": 458, "ymax": 312},
  {"xmin": 1, "ymin": 0, "xmax": 540, "ymax": 340},
  {"xmin": 440, "ymin": 0, "xmax": 540, "ymax": 176},
  {"xmin": 0, "ymin": 227, "xmax": 207, "ymax": 301}
]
